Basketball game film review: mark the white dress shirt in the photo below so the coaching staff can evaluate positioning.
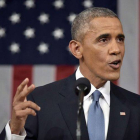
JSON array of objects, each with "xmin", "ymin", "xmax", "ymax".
[
  {"xmin": 76, "ymin": 67, "xmax": 110, "ymax": 139},
  {"xmin": 5, "ymin": 121, "xmax": 26, "ymax": 140},
  {"xmin": 5, "ymin": 67, "xmax": 110, "ymax": 140}
]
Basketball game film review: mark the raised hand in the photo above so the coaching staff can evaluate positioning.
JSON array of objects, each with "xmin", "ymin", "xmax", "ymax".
[{"xmin": 9, "ymin": 78, "xmax": 40, "ymax": 135}]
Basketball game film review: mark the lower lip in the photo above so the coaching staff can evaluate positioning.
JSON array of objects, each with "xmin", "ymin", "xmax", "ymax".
[{"xmin": 109, "ymin": 63, "xmax": 120, "ymax": 69}]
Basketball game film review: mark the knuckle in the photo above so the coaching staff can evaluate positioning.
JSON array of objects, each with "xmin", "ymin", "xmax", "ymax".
[
  {"xmin": 19, "ymin": 94, "xmax": 24, "ymax": 99},
  {"xmin": 13, "ymin": 103, "xmax": 18, "ymax": 110},
  {"xmin": 29, "ymin": 109, "xmax": 33, "ymax": 114},
  {"xmin": 13, "ymin": 106, "xmax": 16, "ymax": 111},
  {"xmin": 15, "ymin": 111, "xmax": 19, "ymax": 117},
  {"xmin": 30, "ymin": 109, "xmax": 34, "ymax": 114},
  {"xmin": 28, "ymin": 101, "xmax": 32, "ymax": 106},
  {"xmin": 34, "ymin": 104, "xmax": 38, "ymax": 108},
  {"xmin": 17, "ymin": 86, "xmax": 21, "ymax": 91},
  {"xmin": 26, "ymin": 108, "xmax": 31, "ymax": 112},
  {"xmin": 19, "ymin": 92, "xmax": 26, "ymax": 99},
  {"xmin": 28, "ymin": 108, "xmax": 34, "ymax": 114},
  {"xmin": 13, "ymin": 99, "xmax": 16, "ymax": 104},
  {"xmin": 12, "ymin": 102, "xmax": 16, "ymax": 107}
]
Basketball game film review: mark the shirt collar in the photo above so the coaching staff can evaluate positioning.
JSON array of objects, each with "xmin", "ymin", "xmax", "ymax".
[{"xmin": 76, "ymin": 67, "xmax": 110, "ymax": 106}]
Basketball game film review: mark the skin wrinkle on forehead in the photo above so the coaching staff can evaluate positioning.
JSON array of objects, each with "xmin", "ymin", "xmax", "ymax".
[
  {"xmin": 85, "ymin": 30, "xmax": 125, "ymax": 37},
  {"xmin": 77, "ymin": 17, "xmax": 122, "ymax": 42},
  {"xmin": 89, "ymin": 18, "xmax": 122, "ymax": 31}
]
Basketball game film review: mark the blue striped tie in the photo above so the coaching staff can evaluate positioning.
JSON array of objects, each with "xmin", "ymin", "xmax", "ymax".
[{"xmin": 87, "ymin": 90, "xmax": 105, "ymax": 140}]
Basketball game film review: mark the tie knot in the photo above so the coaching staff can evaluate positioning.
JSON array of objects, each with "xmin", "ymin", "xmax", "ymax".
[{"xmin": 92, "ymin": 90, "xmax": 102, "ymax": 102}]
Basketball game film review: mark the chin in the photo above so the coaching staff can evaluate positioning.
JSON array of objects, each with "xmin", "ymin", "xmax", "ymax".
[{"xmin": 106, "ymin": 72, "xmax": 120, "ymax": 81}]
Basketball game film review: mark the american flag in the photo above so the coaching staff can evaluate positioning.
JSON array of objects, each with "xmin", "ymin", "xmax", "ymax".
[{"xmin": 0, "ymin": 0, "xmax": 140, "ymax": 132}]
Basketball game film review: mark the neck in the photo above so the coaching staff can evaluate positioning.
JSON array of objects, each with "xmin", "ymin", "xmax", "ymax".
[{"xmin": 79, "ymin": 66, "xmax": 107, "ymax": 89}]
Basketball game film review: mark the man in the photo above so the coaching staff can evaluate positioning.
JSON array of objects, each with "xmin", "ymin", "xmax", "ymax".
[{"xmin": 1, "ymin": 7, "xmax": 140, "ymax": 140}]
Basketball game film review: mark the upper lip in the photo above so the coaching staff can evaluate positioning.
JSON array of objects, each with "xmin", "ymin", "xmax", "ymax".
[{"xmin": 109, "ymin": 59, "xmax": 121, "ymax": 64}]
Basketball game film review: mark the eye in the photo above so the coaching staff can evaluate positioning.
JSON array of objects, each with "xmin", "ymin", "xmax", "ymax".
[
  {"xmin": 99, "ymin": 38, "xmax": 109, "ymax": 43},
  {"xmin": 117, "ymin": 37, "xmax": 125, "ymax": 42}
]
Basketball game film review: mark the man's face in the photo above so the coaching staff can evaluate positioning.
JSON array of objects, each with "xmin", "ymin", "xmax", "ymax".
[{"xmin": 80, "ymin": 17, "xmax": 125, "ymax": 85}]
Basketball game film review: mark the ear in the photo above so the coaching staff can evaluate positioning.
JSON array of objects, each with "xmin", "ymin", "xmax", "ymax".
[{"xmin": 69, "ymin": 40, "xmax": 83, "ymax": 59}]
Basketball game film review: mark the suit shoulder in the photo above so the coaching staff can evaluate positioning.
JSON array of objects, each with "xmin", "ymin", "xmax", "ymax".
[
  {"xmin": 28, "ymin": 73, "xmax": 75, "ymax": 99},
  {"xmin": 111, "ymin": 83, "xmax": 140, "ymax": 103},
  {"xmin": 27, "ymin": 78, "xmax": 66, "ymax": 103},
  {"xmin": 31, "ymin": 78, "xmax": 66, "ymax": 96}
]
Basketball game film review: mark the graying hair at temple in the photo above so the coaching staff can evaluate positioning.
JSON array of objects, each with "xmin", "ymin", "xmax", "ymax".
[{"xmin": 71, "ymin": 7, "xmax": 118, "ymax": 42}]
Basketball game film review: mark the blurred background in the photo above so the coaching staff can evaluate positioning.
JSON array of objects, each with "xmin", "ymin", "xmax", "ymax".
[{"xmin": 0, "ymin": 0, "xmax": 139, "ymax": 132}]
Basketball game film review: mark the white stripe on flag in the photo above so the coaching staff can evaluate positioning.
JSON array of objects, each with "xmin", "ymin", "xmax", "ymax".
[
  {"xmin": 33, "ymin": 65, "xmax": 56, "ymax": 87},
  {"xmin": 118, "ymin": 0, "xmax": 139, "ymax": 93},
  {"xmin": 0, "ymin": 66, "xmax": 12, "ymax": 132}
]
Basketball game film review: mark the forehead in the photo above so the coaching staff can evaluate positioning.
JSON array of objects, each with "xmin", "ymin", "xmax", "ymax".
[{"xmin": 87, "ymin": 17, "xmax": 123, "ymax": 35}]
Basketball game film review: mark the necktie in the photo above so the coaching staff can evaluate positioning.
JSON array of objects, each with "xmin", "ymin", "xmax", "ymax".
[{"xmin": 87, "ymin": 90, "xmax": 105, "ymax": 140}]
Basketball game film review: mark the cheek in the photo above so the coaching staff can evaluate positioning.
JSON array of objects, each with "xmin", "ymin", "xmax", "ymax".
[
  {"xmin": 121, "ymin": 47, "xmax": 125, "ymax": 58},
  {"xmin": 89, "ymin": 52, "xmax": 107, "ymax": 71},
  {"xmin": 119, "ymin": 44, "xmax": 125, "ymax": 57},
  {"xmin": 94, "ymin": 50, "xmax": 108, "ymax": 63},
  {"xmin": 82, "ymin": 43, "xmax": 108, "ymax": 67}
]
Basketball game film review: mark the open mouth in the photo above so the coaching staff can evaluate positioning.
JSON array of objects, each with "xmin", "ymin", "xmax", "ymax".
[
  {"xmin": 109, "ymin": 60, "xmax": 121, "ymax": 69},
  {"xmin": 112, "ymin": 60, "xmax": 121, "ymax": 65}
]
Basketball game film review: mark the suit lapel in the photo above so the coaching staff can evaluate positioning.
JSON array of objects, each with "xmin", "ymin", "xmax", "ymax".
[
  {"xmin": 57, "ymin": 76, "xmax": 130, "ymax": 140},
  {"xmin": 58, "ymin": 74, "xmax": 89, "ymax": 140},
  {"xmin": 107, "ymin": 83, "xmax": 130, "ymax": 140}
]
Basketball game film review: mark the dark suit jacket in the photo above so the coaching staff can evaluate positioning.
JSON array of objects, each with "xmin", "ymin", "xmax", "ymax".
[{"xmin": 1, "ymin": 73, "xmax": 140, "ymax": 140}]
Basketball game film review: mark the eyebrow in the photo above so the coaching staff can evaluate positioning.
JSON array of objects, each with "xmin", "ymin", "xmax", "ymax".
[
  {"xmin": 117, "ymin": 34, "xmax": 125, "ymax": 39},
  {"xmin": 96, "ymin": 33, "xmax": 125, "ymax": 41},
  {"xmin": 96, "ymin": 34, "xmax": 110, "ymax": 41}
]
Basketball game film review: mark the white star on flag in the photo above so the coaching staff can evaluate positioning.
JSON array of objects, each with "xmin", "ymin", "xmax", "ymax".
[
  {"xmin": 37, "ymin": 42, "xmax": 49, "ymax": 54},
  {"xmin": 0, "ymin": 0, "xmax": 6, "ymax": 8},
  {"xmin": 52, "ymin": 28, "xmax": 64, "ymax": 40},
  {"xmin": 9, "ymin": 13, "xmax": 21, "ymax": 24},
  {"xmin": 9, "ymin": 42, "xmax": 20, "ymax": 53},
  {"xmin": 0, "ymin": 27, "xmax": 6, "ymax": 38},
  {"xmin": 82, "ymin": 0, "xmax": 93, "ymax": 8},
  {"xmin": 38, "ymin": 13, "xmax": 49, "ymax": 24},
  {"xmin": 24, "ymin": 0, "xmax": 35, "ymax": 9},
  {"xmin": 67, "ymin": 13, "xmax": 77, "ymax": 23},
  {"xmin": 23, "ymin": 27, "xmax": 35, "ymax": 39},
  {"xmin": 53, "ymin": 0, "xmax": 64, "ymax": 9}
]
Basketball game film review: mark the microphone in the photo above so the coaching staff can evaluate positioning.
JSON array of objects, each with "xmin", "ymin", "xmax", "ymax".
[
  {"xmin": 75, "ymin": 78, "xmax": 91, "ymax": 140},
  {"xmin": 75, "ymin": 77, "xmax": 91, "ymax": 96}
]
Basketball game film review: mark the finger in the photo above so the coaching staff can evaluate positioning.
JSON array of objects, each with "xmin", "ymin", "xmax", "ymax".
[
  {"xmin": 23, "ymin": 85, "xmax": 28, "ymax": 92},
  {"xmin": 15, "ymin": 108, "xmax": 37, "ymax": 118},
  {"xmin": 15, "ymin": 78, "xmax": 29, "ymax": 97},
  {"xmin": 14, "ymin": 101, "xmax": 41, "ymax": 111},
  {"xmin": 16, "ymin": 84, "xmax": 35, "ymax": 102}
]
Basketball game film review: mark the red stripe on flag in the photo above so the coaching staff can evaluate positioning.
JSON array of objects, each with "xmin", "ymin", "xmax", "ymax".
[
  {"xmin": 12, "ymin": 65, "xmax": 33, "ymax": 99},
  {"xmin": 56, "ymin": 65, "xmax": 75, "ymax": 81}
]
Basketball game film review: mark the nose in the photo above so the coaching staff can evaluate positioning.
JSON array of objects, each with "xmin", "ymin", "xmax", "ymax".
[{"xmin": 109, "ymin": 40, "xmax": 121, "ymax": 55}]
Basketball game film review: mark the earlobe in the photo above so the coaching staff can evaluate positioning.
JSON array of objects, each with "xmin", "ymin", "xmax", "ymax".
[{"xmin": 69, "ymin": 40, "xmax": 83, "ymax": 59}]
